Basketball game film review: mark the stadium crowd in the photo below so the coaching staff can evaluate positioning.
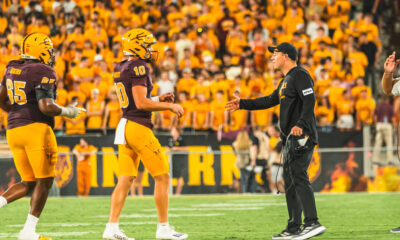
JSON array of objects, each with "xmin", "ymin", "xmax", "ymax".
[{"xmin": 0, "ymin": 0, "xmax": 386, "ymax": 135}]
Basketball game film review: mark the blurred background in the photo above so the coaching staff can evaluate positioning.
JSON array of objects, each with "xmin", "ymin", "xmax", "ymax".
[{"xmin": 0, "ymin": 0, "xmax": 400, "ymax": 196}]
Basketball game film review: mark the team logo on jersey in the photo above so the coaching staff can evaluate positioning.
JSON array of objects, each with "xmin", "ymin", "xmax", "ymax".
[
  {"xmin": 307, "ymin": 145, "xmax": 321, "ymax": 183},
  {"xmin": 10, "ymin": 68, "xmax": 21, "ymax": 75},
  {"xmin": 279, "ymin": 82, "xmax": 287, "ymax": 100},
  {"xmin": 55, "ymin": 146, "xmax": 74, "ymax": 188}
]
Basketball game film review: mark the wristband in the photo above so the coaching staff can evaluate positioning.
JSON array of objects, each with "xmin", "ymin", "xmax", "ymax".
[{"xmin": 59, "ymin": 107, "xmax": 70, "ymax": 117}]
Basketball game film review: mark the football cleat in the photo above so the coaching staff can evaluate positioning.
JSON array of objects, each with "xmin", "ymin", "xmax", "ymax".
[
  {"xmin": 38, "ymin": 236, "xmax": 52, "ymax": 240},
  {"xmin": 293, "ymin": 223, "xmax": 326, "ymax": 240},
  {"xmin": 103, "ymin": 227, "xmax": 134, "ymax": 240},
  {"xmin": 272, "ymin": 229, "xmax": 300, "ymax": 239},
  {"xmin": 156, "ymin": 225, "xmax": 188, "ymax": 240},
  {"xmin": 18, "ymin": 231, "xmax": 52, "ymax": 240},
  {"xmin": 391, "ymin": 227, "xmax": 400, "ymax": 233}
]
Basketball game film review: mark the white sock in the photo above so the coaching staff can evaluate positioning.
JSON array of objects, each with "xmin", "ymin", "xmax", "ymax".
[
  {"xmin": 158, "ymin": 222, "xmax": 169, "ymax": 228},
  {"xmin": 22, "ymin": 214, "xmax": 39, "ymax": 232},
  {"xmin": 107, "ymin": 222, "xmax": 119, "ymax": 231},
  {"xmin": 0, "ymin": 196, "xmax": 7, "ymax": 208}
]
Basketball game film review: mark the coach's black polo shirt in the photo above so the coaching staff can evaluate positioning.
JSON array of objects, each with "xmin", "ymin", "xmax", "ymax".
[{"xmin": 239, "ymin": 66, "xmax": 318, "ymax": 145}]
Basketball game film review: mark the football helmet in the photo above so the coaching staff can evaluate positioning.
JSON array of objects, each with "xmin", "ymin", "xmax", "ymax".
[
  {"xmin": 21, "ymin": 32, "xmax": 55, "ymax": 66},
  {"xmin": 122, "ymin": 28, "xmax": 158, "ymax": 62}
]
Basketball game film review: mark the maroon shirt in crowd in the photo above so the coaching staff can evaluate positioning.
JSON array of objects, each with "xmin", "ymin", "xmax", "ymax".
[{"xmin": 374, "ymin": 101, "xmax": 394, "ymax": 123}]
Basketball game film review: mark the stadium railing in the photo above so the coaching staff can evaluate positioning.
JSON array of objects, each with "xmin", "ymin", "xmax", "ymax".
[{"xmin": 0, "ymin": 145, "xmax": 397, "ymax": 196}]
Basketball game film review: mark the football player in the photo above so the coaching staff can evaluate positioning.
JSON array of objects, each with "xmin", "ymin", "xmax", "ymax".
[
  {"xmin": 382, "ymin": 51, "xmax": 400, "ymax": 96},
  {"xmin": 381, "ymin": 52, "xmax": 400, "ymax": 234},
  {"xmin": 102, "ymin": 29, "xmax": 187, "ymax": 240},
  {"xmin": 0, "ymin": 33, "xmax": 84, "ymax": 240}
]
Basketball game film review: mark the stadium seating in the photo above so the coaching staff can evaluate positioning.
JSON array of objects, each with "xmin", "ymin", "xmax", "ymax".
[{"xmin": 0, "ymin": 0, "xmax": 384, "ymax": 134}]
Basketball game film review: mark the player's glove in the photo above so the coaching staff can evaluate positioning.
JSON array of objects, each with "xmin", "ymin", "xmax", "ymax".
[
  {"xmin": 60, "ymin": 102, "xmax": 86, "ymax": 118},
  {"xmin": 392, "ymin": 80, "xmax": 400, "ymax": 96}
]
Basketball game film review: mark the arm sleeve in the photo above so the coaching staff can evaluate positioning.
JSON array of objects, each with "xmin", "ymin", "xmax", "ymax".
[
  {"xmin": 35, "ymin": 85, "xmax": 55, "ymax": 101},
  {"xmin": 239, "ymin": 87, "xmax": 280, "ymax": 110},
  {"xmin": 293, "ymin": 71, "xmax": 316, "ymax": 130},
  {"xmin": 131, "ymin": 76, "xmax": 148, "ymax": 87}
]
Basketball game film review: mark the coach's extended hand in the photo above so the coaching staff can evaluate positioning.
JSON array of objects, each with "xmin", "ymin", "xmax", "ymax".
[{"xmin": 225, "ymin": 95, "xmax": 240, "ymax": 112}]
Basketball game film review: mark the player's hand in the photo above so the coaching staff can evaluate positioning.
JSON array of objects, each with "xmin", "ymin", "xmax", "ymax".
[
  {"xmin": 225, "ymin": 95, "xmax": 240, "ymax": 112},
  {"xmin": 160, "ymin": 93, "xmax": 174, "ymax": 103},
  {"xmin": 290, "ymin": 126, "xmax": 303, "ymax": 136},
  {"xmin": 170, "ymin": 104, "xmax": 184, "ymax": 118},
  {"xmin": 384, "ymin": 52, "xmax": 400, "ymax": 73},
  {"xmin": 60, "ymin": 102, "xmax": 86, "ymax": 118}
]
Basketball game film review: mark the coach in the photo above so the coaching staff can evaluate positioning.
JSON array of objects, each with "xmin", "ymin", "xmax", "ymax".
[{"xmin": 226, "ymin": 43, "xmax": 326, "ymax": 240}]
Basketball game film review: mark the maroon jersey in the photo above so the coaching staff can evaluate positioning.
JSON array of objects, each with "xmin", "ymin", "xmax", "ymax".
[
  {"xmin": 114, "ymin": 59, "xmax": 153, "ymax": 129},
  {"xmin": 1, "ymin": 60, "xmax": 57, "ymax": 129}
]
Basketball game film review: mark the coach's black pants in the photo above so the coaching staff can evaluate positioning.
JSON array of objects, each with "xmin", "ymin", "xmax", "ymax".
[{"xmin": 283, "ymin": 137, "xmax": 318, "ymax": 232}]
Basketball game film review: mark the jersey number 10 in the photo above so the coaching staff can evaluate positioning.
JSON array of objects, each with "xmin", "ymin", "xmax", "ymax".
[
  {"xmin": 115, "ymin": 82, "xmax": 129, "ymax": 108},
  {"xmin": 6, "ymin": 79, "xmax": 27, "ymax": 105},
  {"xmin": 133, "ymin": 66, "xmax": 146, "ymax": 76}
]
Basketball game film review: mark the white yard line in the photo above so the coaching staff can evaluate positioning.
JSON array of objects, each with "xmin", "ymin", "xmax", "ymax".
[
  {"xmin": 7, "ymin": 223, "xmax": 93, "ymax": 227},
  {"xmin": 138, "ymin": 202, "xmax": 286, "ymax": 212},
  {"xmin": 141, "ymin": 207, "xmax": 266, "ymax": 212},
  {"xmin": 228, "ymin": 199, "xmax": 284, "ymax": 203},
  {"xmin": 0, "ymin": 231, "xmax": 96, "ymax": 238},
  {"xmin": 193, "ymin": 203, "xmax": 286, "ymax": 207},
  {"xmin": 7, "ymin": 222, "xmax": 158, "ymax": 228},
  {"xmin": 41, "ymin": 232, "xmax": 97, "ymax": 237},
  {"xmin": 94, "ymin": 213, "xmax": 225, "ymax": 218}
]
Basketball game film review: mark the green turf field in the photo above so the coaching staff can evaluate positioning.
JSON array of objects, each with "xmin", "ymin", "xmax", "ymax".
[{"xmin": 0, "ymin": 193, "xmax": 398, "ymax": 239}]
